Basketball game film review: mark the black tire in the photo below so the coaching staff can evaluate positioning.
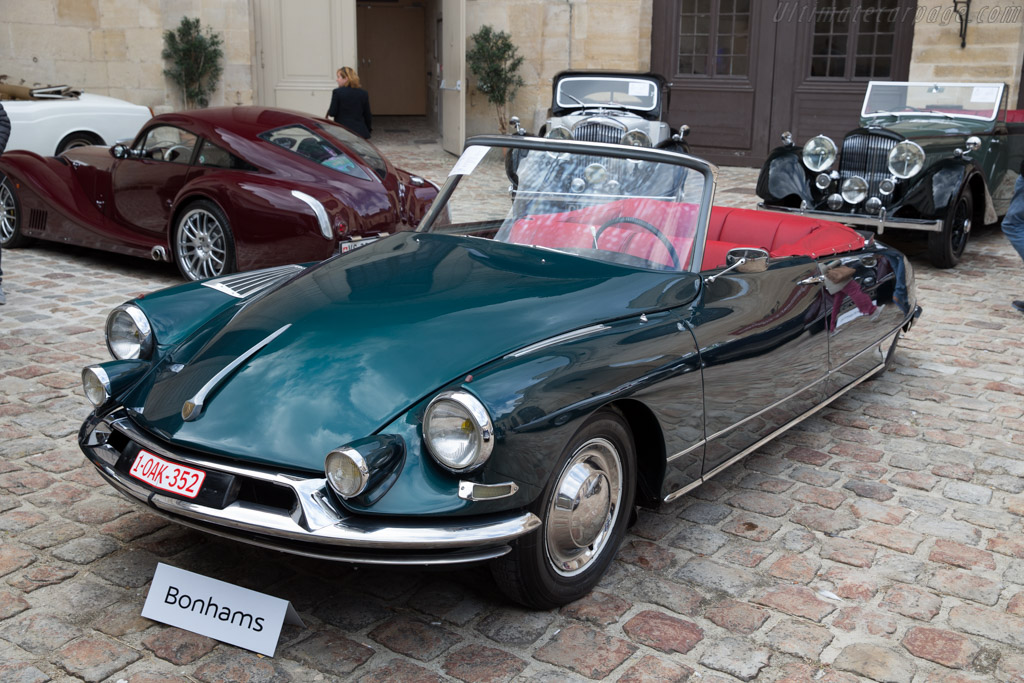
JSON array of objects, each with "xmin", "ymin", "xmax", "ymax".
[
  {"xmin": 0, "ymin": 174, "xmax": 30, "ymax": 248},
  {"xmin": 927, "ymin": 187, "xmax": 972, "ymax": 269},
  {"xmin": 172, "ymin": 200, "xmax": 236, "ymax": 281},
  {"xmin": 56, "ymin": 132, "xmax": 100, "ymax": 155},
  {"xmin": 490, "ymin": 409, "xmax": 636, "ymax": 608}
]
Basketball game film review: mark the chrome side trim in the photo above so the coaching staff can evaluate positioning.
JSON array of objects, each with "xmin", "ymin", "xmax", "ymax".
[
  {"xmin": 182, "ymin": 324, "xmax": 291, "ymax": 421},
  {"xmin": 666, "ymin": 439, "xmax": 705, "ymax": 463},
  {"xmin": 757, "ymin": 202, "xmax": 943, "ymax": 233},
  {"xmin": 663, "ymin": 330, "xmax": 898, "ymax": 503},
  {"xmin": 292, "ymin": 190, "xmax": 332, "ymax": 239},
  {"xmin": 202, "ymin": 264, "xmax": 305, "ymax": 298},
  {"xmin": 505, "ymin": 324, "xmax": 610, "ymax": 359},
  {"xmin": 458, "ymin": 481, "xmax": 520, "ymax": 501},
  {"xmin": 704, "ymin": 373, "xmax": 828, "ymax": 444}
]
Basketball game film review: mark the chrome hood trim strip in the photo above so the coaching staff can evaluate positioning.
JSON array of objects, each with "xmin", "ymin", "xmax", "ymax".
[{"xmin": 201, "ymin": 264, "xmax": 305, "ymax": 298}]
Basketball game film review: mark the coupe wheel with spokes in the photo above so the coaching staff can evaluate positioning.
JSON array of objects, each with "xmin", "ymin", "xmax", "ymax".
[
  {"xmin": 173, "ymin": 200, "xmax": 236, "ymax": 281},
  {"xmin": 491, "ymin": 409, "xmax": 636, "ymax": 608},
  {"xmin": 0, "ymin": 174, "xmax": 29, "ymax": 248}
]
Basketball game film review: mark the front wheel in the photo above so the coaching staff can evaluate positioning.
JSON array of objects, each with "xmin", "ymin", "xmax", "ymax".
[
  {"xmin": 491, "ymin": 410, "xmax": 636, "ymax": 608},
  {"xmin": 0, "ymin": 174, "xmax": 30, "ymax": 248},
  {"xmin": 173, "ymin": 200, "xmax": 236, "ymax": 281},
  {"xmin": 928, "ymin": 187, "xmax": 972, "ymax": 268}
]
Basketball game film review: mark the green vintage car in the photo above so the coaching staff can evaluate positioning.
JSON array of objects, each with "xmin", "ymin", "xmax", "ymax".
[
  {"xmin": 757, "ymin": 81, "xmax": 1024, "ymax": 268},
  {"xmin": 80, "ymin": 135, "xmax": 919, "ymax": 607}
]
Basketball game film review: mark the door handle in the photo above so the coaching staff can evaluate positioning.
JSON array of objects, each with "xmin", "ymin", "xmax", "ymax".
[{"xmin": 798, "ymin": 274, "xmax": 825, "ymax": 285}]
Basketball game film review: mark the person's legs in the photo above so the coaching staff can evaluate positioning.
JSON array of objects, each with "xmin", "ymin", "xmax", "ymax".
[{"xmin": 1001, "ymin": 175, "xmax": 1024, "ymax": 262}]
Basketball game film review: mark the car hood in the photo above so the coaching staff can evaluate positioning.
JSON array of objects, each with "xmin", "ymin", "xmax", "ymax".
[{"xmin": 124, "ymin": 232, "xmax": 700, "ymax": 472}]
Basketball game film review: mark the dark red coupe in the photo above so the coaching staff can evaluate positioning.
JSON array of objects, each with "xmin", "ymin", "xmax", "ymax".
[{"xmin": 0, "ymin": 107, "xmax": 439, "ymax": 280}]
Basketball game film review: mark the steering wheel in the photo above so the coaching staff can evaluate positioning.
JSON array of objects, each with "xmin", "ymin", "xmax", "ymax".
[
  {"xmin": 165, "ymin": 144, "xmax": 193, "ymax": 162},
  {"xmin": 593, "ymin": 216, "xmax": 680, "ymax": 270}
]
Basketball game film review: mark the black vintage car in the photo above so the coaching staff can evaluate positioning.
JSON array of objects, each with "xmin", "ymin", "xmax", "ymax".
[{"xmin": 757, "ymin": 81, "xmax": 1024, "ymax": 268}]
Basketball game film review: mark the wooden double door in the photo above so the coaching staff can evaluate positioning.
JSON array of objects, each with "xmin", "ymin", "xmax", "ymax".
[{"xmin": 652, "ymin": 0, "xmax": 915, "ymax": 167}]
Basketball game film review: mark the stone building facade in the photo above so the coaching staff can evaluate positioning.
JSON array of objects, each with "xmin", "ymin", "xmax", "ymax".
[{"xmin": 1, "ymin": 0, "xmax": 1023, "ymax": 161}]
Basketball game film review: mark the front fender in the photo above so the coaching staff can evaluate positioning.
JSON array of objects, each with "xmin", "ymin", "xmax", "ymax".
[
  {"xmin": 757, "ymin": 145, "xmax": 815, "ymax": 207},
  {"xmin": 895, "ymin": 159, "xmax": 980, "ymax": 219}
]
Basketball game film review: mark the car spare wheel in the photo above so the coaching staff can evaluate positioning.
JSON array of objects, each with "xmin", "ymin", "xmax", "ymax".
[
  {"xmin": 491, "ymin": 409, "xmax": 636, "ymax": 608},
  {"xmin": 173, "ymin": 200, "xmax": 237, "ymax": 281}
]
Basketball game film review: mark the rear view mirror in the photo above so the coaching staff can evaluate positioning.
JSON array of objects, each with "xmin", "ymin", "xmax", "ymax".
[
  {"xmin": 727, "ymin": 247, "xmax": 769, "ymax": 273},
  {"xmin": 110, "ymin": 144, "xmax": 131, "ymax": 159}
]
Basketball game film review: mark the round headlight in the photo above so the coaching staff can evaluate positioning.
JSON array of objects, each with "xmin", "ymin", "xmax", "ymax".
[
  {"xmin": 879, "ymin": 178, "xmax": 896, "ymax": 196},
  {"xmin": 815, "ymin": 173, "xmax": 832, "ymax": 190},
  {"xmin": 621, "ymin": 129, "xmax": 652, "ymax": 147},
  {"xmin": 841, "ymin": 176, "xmax": 869, "ymax": 205},
  {"xmin": 865, "ymin": 197, "xmax": 883, "ymax": 214},
  {"xmin": 802, "ymin": 135, "xmax": 837, "ymax": 172},
  {"xmin": 105, "ymin": 304, "xmax": 154, "ymax": 360},
  {"xmin": 423, "ymin": 391, "xmax": 494, "ymax": 471},
  {"xmin": 325, "ymin": 447, "xmax": 369, "ymax": 499},
  {"xmin": 888, "ymin": 141, "xmax": 925, "ymax": 179},
  {"xmin": 546, "ymin": 125, "xmax": 572, "ymax": 140},
  {"xmin": 82, "ymin": 366, "xmax": 111, "ymax": 406},
  {"xmin": 827, "ymin": 193, "xmax": 844, "ymax": 211}
]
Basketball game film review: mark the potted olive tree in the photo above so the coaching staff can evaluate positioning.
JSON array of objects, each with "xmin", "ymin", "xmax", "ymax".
[
  {"xmin": 466, "ymin": 25, "xmax": 524, "ymax": 134},
  {"xmin": 162, "ymin": 17, "xmax": 223, "ymax": 109}
]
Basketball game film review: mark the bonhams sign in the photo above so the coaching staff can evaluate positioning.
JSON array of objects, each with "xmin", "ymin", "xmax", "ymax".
[{"xmin": 143, "ymin": 563, "xmax": 304, "ymax": 656}]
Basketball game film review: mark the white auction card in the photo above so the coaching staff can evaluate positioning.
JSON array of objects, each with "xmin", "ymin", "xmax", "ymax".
[{"xmin": 142, "ymin": 563, "xmax": 304, "ymax": 657}]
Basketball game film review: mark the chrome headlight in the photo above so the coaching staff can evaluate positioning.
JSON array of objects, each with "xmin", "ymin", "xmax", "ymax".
[
  {"xmin": 82, "ymin": 366, "xmax": 111, "ymax": 406},
  {"xmin": 105, "ymin": 304, "xmax": 154, "ymax": 360},
  {"xmin": 888, "ymin": 141, "xmax": 925, "ymax": 179},
  {"xmin": 423, "ymin": 391, "xmax": 494, "ymax": 471},
  {"xmin": 802, "ymin": 135, "xmax": 837, "ymax": 172},
  {"xmin": 325, "ymin": 447, "xmax": 369, "ymax": 498},
  {"xmin": 841, "ymin": 176, "xmax": 869, "ymax": 205},
  {"xmin": 621, "ymin": 129, "xmax": 652, "ymax": 147},
  {"xmin": 546, "ymin": 125, "xmax": 572, "ymax": 140}
]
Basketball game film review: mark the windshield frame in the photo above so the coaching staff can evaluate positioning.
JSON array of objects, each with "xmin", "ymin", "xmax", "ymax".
[
  {"xmin": 861, "ymin": 80, "xmax": 1007, "ymax": 122},
  {"xmin": 416, "ymin": 135, "xmax": 718, "ymax": 274}
]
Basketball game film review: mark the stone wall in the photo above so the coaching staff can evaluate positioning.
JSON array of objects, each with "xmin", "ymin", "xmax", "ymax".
[
  {"xmin": 908, "ymin": 0, "xmax": 1024, "ymax": 106},
  {"xmin": 465, "ymin": 0, "xmax": 653, "ymax": 137},
  {"xmin": 0, "ymin": 0, "xmax": 254, "ymax": 111}
]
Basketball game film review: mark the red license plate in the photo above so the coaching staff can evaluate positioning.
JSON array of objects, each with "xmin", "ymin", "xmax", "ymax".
[{"xmin": 129, "ymin": 450, "xmax": 206, "ymax": 499}]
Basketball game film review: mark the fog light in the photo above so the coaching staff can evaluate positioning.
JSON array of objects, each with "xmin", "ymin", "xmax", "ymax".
[
  {"xmin": 865, "ymin": 197, "xmax": 883, "ymax": 214},
  {"xmin": 815, "ymin": 173, "xmax": 832, "ymax": 190},
  {"xmin": 827, "ymin": 193, "xmax": 844, "ymax": 211},
  {"xmin": 82, "ymin": 366, "xmax": 111, "ymax": 406},
  {"xmin": 879, "ymin": 178, "xmax": 896, "ymax": 196},
  {"xmin": 841, "ymin": 176, "xmax": 868, "ymax": 205},
  {"xmin": 325, "ymin": 448, "xmax": 369, "ymax": 498}
]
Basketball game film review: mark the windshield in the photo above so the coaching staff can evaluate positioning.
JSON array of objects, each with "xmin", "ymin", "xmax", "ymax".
[
  {"xmin": 862, "ymin": 81, "xmax": 1004, "ymax": 121},
  {"xmin": 419, "ymin": 142, "xmax": 708, "ymax": 273},
  {"xmin": 556, "ymin": 76, "xmax": 660, "ymax": 112}
]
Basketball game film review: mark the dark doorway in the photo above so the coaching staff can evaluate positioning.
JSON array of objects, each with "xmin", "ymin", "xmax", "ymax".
[
  {"xmin": 357, "ymin": 1, "xmax": 429, "ymax": 116},
  {"xmin": 652, "ymin": 0, "xmax": 915, "ymax": 167}
]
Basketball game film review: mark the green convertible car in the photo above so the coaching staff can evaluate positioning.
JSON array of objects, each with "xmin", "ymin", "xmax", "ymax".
[
  {"xmin": 80, "ymin": 135, "xmax": 919, "ymax": 607},
  {"xmin": 757, "ymin": 81, "xmax": 1024, "ymax": 268}
]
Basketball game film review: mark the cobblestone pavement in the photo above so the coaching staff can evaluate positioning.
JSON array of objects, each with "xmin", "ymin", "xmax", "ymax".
[{"xmin": 1, "ymin": 119, "xmax": 1023, "ymax": 682}]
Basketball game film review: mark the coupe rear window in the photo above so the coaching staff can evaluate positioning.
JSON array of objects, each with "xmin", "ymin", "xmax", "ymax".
[
  {"xmin": 317, "ymin": 122, "xmax": 388, "ymax": 180},
  {"xmin": 259, "ymin": 126, "xmax": 372, "ymax": 181}
]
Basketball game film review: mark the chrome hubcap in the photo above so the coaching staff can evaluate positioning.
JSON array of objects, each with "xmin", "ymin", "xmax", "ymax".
[
  {"xmin": 177, "ymin": 208, "xmax": 226, "ymax": 280},
  {"xmin": 0, "ymin": 181, "xmax": 16, "ymax": 243},
  {"xmin": 545, "ymin": 437, "xmax": 622, "ymax": 576}
]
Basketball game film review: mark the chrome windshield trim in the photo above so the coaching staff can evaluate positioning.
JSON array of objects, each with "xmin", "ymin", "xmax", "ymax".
[
  {"xmin": 757, "ymin": 203, "xmax": 943, "ymax": 233},
  {"xmin": 506, "ymin": 324, "xmax": 610, "ymax": 359},
  {"xmin": 182, "ymin": 324, "xmax": 291, "ymax": 421}
]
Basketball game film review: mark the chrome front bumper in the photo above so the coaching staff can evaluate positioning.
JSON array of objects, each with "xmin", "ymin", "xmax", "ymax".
[
  {"xmin": 757, "ymin": 203, "xmax": 943, "ymax": 234},
  {"xmin": 79, "ymin": 410, "xmax": 541, "ymax": 565}
]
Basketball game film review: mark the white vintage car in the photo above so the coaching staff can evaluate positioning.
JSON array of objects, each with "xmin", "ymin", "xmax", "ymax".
[{"xmin": 2, "ymin": 84, "xmax": 152, "ymax": 156}]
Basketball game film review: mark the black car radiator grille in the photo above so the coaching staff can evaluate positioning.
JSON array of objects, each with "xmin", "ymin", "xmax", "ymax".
[
  {"xmin": 839, "ymin": 133, "xmax": 899, "ymax": 206},
  {"xmin": 573, "ymin": 122, "xmax": 623, "ymax": 144}
]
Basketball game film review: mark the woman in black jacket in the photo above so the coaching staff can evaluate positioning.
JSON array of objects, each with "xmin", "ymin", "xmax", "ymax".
[{"xmin": 327, "ymin": 66, "xmax": 372, "ymax": 139}]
